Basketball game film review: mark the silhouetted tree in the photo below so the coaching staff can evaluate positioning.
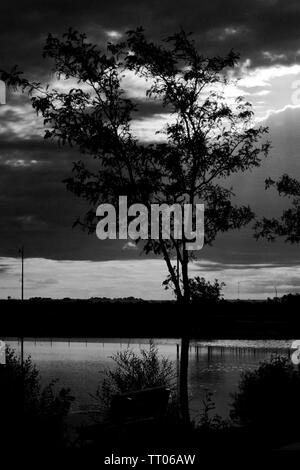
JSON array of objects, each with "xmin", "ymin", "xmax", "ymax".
[
  {"xmin": 1, "ymin": 28, "xmax": 269, "ymax": 423},
  {"xmin": 255, "ymin": 174, "xmax": 300, "ymax": 243}
]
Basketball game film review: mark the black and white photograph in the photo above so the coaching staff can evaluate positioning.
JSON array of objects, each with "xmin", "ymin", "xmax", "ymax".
[{"xmin": 1, "ymin": 0, "xmax": 300, "ymax": 464}]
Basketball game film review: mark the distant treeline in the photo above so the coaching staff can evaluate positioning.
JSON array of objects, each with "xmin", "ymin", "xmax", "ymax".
[
  {"xmin": 1, "ymin": 294, "xmax": 300, "ymax": 339},
  {"xmin": 4, "ymin": 292, "xmax": 300, "ymax": 303}
]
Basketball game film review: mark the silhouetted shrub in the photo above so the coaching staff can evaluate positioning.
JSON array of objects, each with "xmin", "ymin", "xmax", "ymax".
[
  {"xmin": 230, "ymin": 355, "xmax": 300, "ymax": 441},
  {"xmin": 0, "ymin": 347, "xmax": 74, "ymax": 451},
  {"xmin": 189, "ymin": 277, "xmax": 225, "ymax": 302},
  {"xmin": 97, "ymin": 342, "xmax": 176, "ymax": 409}
]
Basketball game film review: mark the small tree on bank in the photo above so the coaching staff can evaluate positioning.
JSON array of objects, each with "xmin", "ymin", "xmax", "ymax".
[
  {"xmin": 163, "ymin": 275, "xmax": 225, "ymax": 302},
  {"xmin": 1, "ymin": 28, "xmax": 269, "ymax": 423}
]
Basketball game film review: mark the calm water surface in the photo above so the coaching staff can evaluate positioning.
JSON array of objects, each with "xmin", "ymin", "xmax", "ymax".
[{"xmin": 6, "ymin": 338, "xmax": 292, "ymax": 421}]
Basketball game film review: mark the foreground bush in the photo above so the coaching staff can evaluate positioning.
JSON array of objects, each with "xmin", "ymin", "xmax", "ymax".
[
  {"xmin": 230, "ymin": 355, "xmax": 300, "ymax": 441},
  {"xmin": 0, "ymin": 347, "xmax": 74, "ymax": 450},
  {"xmin": 97, "ymin": 342, "xmax": 176, "ymax": 409}
]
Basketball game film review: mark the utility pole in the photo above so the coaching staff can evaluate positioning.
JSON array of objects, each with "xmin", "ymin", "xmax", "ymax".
[{"xmin": 19, "ymin": 246, "xmax": 24, "ymax": 367}]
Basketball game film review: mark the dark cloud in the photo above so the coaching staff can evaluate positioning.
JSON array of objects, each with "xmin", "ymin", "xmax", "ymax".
[
  {"xmin": 0, "ymin": 131, "xmax": 150, "ymax": 259},
  {"xmin": 0, "ymin": 263, "xmax": 9, "ymax": 274},
  {"xmin": 2, "ymin": 0, "xmax": 300, "ymax": 78},
  {"xmin": 133, "ymin": 100, "xmax": 166, "ymax": 120}
]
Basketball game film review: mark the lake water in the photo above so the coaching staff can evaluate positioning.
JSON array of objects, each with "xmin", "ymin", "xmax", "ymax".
[{"xmin": 6, "ymin": 338, "xmax": 292, "ymax": 423}]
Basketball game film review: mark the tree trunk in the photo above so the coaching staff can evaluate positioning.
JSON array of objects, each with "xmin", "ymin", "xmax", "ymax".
[
  {"xmin": 179, "ymin": 335, "xmax": 190, "ymax": 424},
  {"xmin": 179, "ymin": 245, "xmax": 191, "ymax": 424},
  {"xmin": 162, "ymin": 239, "xmax": 190, "ymax": 424}
]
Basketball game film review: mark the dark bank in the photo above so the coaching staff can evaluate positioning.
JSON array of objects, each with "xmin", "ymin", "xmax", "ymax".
[{"xmin": 1, "ymin": 295, "xmax": 300, "ymax": 338}]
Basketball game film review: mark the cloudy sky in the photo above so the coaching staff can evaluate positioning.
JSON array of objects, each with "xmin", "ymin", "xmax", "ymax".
[{"xmin": 1, "ymin": 0, "xmax": 300, "ymax": 299}]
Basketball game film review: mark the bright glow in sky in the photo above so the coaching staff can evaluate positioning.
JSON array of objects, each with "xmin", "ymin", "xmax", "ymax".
[{"xmin": 2, "ymin": 61, "xmax": 300, "ymax": 144}]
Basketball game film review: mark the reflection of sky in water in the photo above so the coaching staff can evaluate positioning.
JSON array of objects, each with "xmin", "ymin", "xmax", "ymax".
[{"xmin": 6, "ymin": 338, "xmax": 292, "ymax": 421}]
